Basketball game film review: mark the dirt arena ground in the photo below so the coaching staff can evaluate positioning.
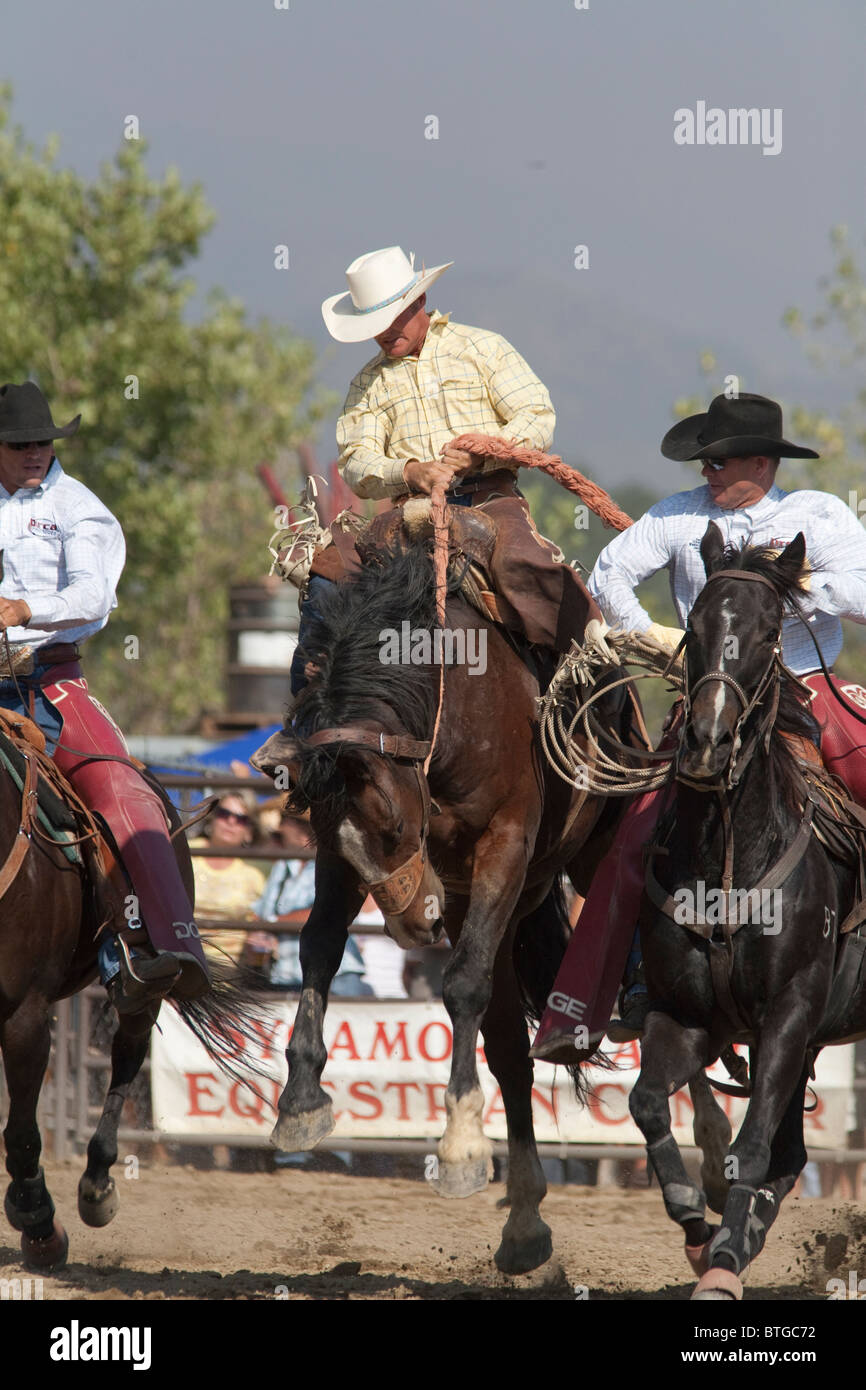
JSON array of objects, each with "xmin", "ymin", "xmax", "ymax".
[{"xmin": 3, "ymin": 1158, "xmax": 865, "ymax": 1301}]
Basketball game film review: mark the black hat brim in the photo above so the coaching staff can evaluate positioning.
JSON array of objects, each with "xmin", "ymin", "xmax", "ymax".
[
  {"xmin": 661, "ymin": 411, "xmax": 819, "ymax": 462},
  {"xmin": 0, "ymin": 414, "xmax": 81, "ymax": 444}
]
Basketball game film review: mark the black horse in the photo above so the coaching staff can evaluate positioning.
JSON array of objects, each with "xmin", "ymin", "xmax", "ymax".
[
  {"xmin": 254, "ymin": 516, "xmax": 634, "ymax": 1274},
  {"xmin": 630, "ymin": 521, "xmax": 866, "ymax": 1299}
]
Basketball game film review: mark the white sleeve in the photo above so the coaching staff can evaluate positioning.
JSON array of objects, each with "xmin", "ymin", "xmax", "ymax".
[
  {"xmin": 588, "ymin": 505, "xmax": 672, "ymax": 632},
  {"xmin": 24, "ymin": 507, "xmax": 125, "ymax": 629},
  {"xmin": 802, "ymin": 498, "xmax": 866, "ymax": 625}
]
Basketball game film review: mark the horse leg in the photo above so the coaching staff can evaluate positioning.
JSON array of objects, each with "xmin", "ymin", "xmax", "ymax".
[
  {"xmin": 435, "ymin": 839, "xmax": 529, "ymax": 1199},
  {"xmin": 629, "ymin": 1012, "xmax": 715, "ymax": 1269},
  {"xmin": 694, "ymin": 1013, "xmax": 815, "ymax": 1301},
  {"xmin": 1, "ymin": 1000, "xmax": 69, "ymax": 1271},
  {"xmin": 738, "ymin": 1060, "xmax": 811, "ymax": 1264},
  {"xmin": 481, "ymin": 928, "xmax": 552, "ymax": 1274},
  {"xmin": 271, "ymin": 850, "xmax": 363, "ymax": 1152},
  {"xmin": 78, "ymin": 1003, "xmax": 157, "ymax": 1227},
  {"xmin": 688, "ymin": 1070, "xmax": 733, "ymax": 1217}
]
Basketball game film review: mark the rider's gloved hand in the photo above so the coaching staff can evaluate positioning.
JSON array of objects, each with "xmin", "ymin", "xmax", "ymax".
[
  {"xmin": 645, "ymin": 622, "xmax": 686, "ymax": 654},
  {"xmin": 585, "ymin": 617, "xmax": 620, "ymax": 664}
]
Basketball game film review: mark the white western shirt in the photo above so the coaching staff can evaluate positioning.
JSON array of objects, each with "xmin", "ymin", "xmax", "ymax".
[
  {"xmin": 587, "ymin": 483, "xmax": 866, "ymax": 675},
  {"xmin": 0, "ymin": 457, "xmax": 125, "ymax": 651}
]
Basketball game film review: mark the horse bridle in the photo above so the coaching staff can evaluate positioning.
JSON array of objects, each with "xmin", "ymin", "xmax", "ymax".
[
  {"xmin": 679, "ymin": 568, "xmax": 784, "ymax": 791},
  {"xmin": 302, "ymin": 724, "xmax": 435, "ymax": 916}
]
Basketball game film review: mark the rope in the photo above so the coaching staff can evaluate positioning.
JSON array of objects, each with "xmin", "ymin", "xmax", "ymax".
[
  {"xmin": 539, "ymin": 630, "xmax": 686, "ymax": 796},
  {"xmin": 450, "ymin": 433, "xmax": 634, "ymax": 532},
  {"xmin": 424, "ymin": 482, "xmax": 449, "ymax": 776}
]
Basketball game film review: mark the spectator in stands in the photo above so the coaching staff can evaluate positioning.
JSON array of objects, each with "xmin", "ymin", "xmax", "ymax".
[
  {"xmin": 255, "ymin": 811, "xmax": 372, "ymax": 995},
  {"xmin": 190, "ymin": 792, "xmax": 268, "ymax": 965}
]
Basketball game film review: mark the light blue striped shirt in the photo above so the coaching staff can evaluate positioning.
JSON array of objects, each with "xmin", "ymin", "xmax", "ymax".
[{"xmin": 588, "ymin": 484, "xmax": 866, "ymax": 675}]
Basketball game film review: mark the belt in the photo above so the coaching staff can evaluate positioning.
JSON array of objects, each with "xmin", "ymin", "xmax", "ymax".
[
  {"xmin": 447, "ymin": 469, "xmax": 521, "ymax": 500},
  {"xmin": 34, "ymin": 643, "xmax": 81, "ymax": 667}
]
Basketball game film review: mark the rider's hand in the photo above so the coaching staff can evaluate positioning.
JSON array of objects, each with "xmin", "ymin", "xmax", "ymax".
[
  {"xmin": 402, "ymin": 458, "xmax": 456, "ymax": 495},
  {"xmin": 645, "ymin": 622, "xmax": 686, "ymax": 654},
  {"xmin": 439, "ymin": 444, "xmax": 475, "ymax": 475},
  {"xmin": 0, "ymin": 598, "xmax": 31, "ymax": 631},
  {"xmin": 585, "ymin": 617, "xmax": 620, "ymax": 665}
]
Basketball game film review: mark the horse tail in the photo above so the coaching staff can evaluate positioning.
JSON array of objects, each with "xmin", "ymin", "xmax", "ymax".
[
  {"xmin": 512, "ymin": 877, "xmax": 612, "ymax": 1103},
  {"xmin": 169, "ymin": 956, "xmax": 276, "ymax": 1095}
]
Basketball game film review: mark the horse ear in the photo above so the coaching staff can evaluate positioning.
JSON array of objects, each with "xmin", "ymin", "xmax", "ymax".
[
  {"xmin": 700, "ymin": 521, "xmax": 726, "ymax": 577},
  {"xmin": 778, "ymin": 532, "xmax": 806, "ymax": 570}
]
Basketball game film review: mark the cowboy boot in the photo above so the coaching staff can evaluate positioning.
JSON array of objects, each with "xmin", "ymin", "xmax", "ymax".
[{"xmin": 606, "ymin": 938, "xmax": 649, "ymax": 1043}]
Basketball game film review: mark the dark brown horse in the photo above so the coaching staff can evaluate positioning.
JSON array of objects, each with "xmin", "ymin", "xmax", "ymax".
[
  {"xmin": 253, "ymin": 512, "xmax": 637, "ymax": 1274},
  {"xmin": 0, "ymin": 742, "xmax": 261, "ymax": 1271}
]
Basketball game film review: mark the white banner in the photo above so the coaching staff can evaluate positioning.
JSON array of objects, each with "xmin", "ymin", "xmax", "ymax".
[{"xmin": 150, "ymin": 1000, "xmax": 855, "ymax": 1148}]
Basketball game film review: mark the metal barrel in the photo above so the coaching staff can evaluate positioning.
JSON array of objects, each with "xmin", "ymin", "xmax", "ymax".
[{"xmin": 226, "ymin": 579, "xmax": 299, "ymax": 721}]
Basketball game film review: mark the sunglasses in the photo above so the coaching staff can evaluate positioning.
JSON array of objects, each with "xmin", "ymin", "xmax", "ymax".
[
  {"xmin": 215, "ymin": 807, "xmax": 252, "ymax": 827},
  {"xmin": 699, "ymin": 457, "xmax": 731, "ymax": 473},
  {"xmin": 6, "ymin": 440, "xmax": 53, "ymax": 452}
]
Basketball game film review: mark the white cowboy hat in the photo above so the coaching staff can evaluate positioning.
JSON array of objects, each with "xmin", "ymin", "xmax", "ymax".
[{"xmin": 321, "ymin": 246, "xmax": 453, "ymax": 343}]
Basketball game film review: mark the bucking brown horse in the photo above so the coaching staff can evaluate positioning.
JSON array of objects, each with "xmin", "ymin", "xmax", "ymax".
[{"xmin": 253, "ymin": 501, "xmax": 639, "ymax": 1274}]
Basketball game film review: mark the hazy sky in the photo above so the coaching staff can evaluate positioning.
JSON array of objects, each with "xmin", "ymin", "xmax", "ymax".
[{"xmin": 5, "ymin": 0, "xmax": 866, "ymax": 489}]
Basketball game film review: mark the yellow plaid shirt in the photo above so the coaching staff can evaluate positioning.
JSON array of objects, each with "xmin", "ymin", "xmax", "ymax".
[{"xmin": 336, "ymin": 311, "xmax": 555, "ymax": 500}]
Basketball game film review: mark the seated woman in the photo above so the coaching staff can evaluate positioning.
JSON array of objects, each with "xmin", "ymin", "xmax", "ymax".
[{"xmin": 189, "ymin": 793, "xmax": 267, "ymax": 965}]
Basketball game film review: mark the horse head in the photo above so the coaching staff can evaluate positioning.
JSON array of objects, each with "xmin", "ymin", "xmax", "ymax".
[
  {"xmin": 297, "ymin": 728, "xmax": 446, "ymax": 948},
  {"xmin": 676, "ymin": 521, "xmax": 807, "ymax": 787}
]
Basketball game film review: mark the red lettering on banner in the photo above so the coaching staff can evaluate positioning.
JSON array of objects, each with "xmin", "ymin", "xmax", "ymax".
[
  {"xmin": 348, "ymin": 1081, "xmax": 384, "ymax": 1120},
  {"xmin": 229, "ymin": 1082, "xmax": 266, "ymax": 1123},
  {"xmin": 186, "ymin": 1072, "xmax": 225, "ymax": 1117},
  {"xmin": 587, "ymin": 1083, "xmax": 629, "ymax": 1125},
  {"xmin": 321, "ymin": 1078, "xmax": 342, "ymax": 1123},
  {"xmin": 223, "ymin": 1027, "xmax": 247, "ymax": 1060},
  {"xmin": 384, "ymin": 1081, "xmax": 421, "ymax": 1120},
  {"xmin": 424, "ymin": 1082, "xmax": 447, "ymax": 1124},
  {"xmin": 328, "ymin": 1021, "xmax": 360, "ymax": 1061},
  {"xmin": 368, "ymin": 1021, "xmax": 411, "ymax": 1062},
  {"xmin": 418, "ymin": 1021, "xmax": 452, "ymax": 1062},
  {"xmin": 484, "ymin": 1088, "xmax": 506, "ymax": 1125},
  {"xmin": 250, "ymin": 1017, "xmax": 286, "ymax": 1062}
]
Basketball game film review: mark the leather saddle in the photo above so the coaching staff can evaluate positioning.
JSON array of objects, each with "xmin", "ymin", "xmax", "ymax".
[{"xmin": 357, "ymin": 499, "xmax": 505, "ymax": 625}]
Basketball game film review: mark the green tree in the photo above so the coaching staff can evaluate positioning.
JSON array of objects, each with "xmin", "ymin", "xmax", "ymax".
[{"xmin": 0, "ymin": 86, "xmax": 333, "ymax": 730}]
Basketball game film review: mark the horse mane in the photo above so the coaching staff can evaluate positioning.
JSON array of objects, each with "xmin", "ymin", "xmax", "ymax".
[
  {"xmin": 287, "ymin": 545, "xmax": 455, "ymax": 834},
  {"xmin": 715, "ymin": 540, "xmax": 821, "ymax": 818}
]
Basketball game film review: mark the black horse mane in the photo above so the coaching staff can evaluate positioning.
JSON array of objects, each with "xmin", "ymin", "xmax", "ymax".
[
  {"xmin": 287, "ymin": 545, "xmax": 461, "ymax": 834},
  {"xmin": 712, "ymin": 539, "xmax": 821, "ymax": 817}
]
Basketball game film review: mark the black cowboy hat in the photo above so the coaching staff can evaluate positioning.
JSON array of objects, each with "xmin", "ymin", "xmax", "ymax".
[
  {"xmin": 0, "ymin": 382, "xmax": 81, "ymax": 444},
  {"xmin": 661, "ymin": 392, "xmax": 819, "ymax": 462}
]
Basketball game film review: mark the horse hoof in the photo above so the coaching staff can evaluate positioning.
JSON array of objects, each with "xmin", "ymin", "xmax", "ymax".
[
  {"xmin": 685, "ymin": 1227, "xmax": 719, "ymax": 1277},
  {"xmin": 270, "ymin": 1103, "xmax": 335, "ymax": 1153},
  {"xmin": 494, "ymin": 1227, "xmax": 553, "ymax": 1274},
  {"xmin": 4, "ymin": 1193, "xmax": 24, "ymax": 1232},
  {"xmin": 691, "ymin": 1267, "xmax": 743, "ymax": 1301},
  {"xmin": 78, "ymin": 1177, "xmax": 119, "ymax": 1228},
  {"xmin": 21, "ymin": 1219, "xmax": 69, "ymax": 1272},
  {"xmin": 431, "ymin": 1158, "xmax": 491, "ymax": 1199}
]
